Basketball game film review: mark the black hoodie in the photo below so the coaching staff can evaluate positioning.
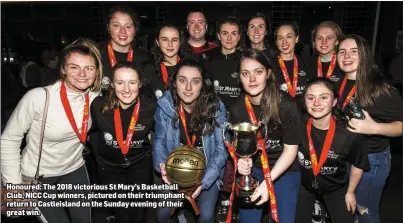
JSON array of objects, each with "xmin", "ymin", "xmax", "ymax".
[{"xmin": 205, "ymin": 48, "xmax": 243, "ymax": 109}]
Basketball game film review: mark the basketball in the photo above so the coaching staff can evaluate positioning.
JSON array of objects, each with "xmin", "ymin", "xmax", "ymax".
[{"xmin": 165, "ymin": 145, "xmax": 207, "ymax": 188}]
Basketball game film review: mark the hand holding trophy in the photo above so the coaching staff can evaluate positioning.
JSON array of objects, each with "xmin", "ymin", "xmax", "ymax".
[
  {"xmin": 165, "ymin": 145, "xmax": 206, "ymax": 216},
  {"xmin": 223, "ymin": 120, "xmax": 279, "ymax": 223}
]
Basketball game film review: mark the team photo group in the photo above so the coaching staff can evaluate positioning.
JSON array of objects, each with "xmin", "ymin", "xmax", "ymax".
[{"xmin": 1, "ymin": 3, "xmax": 403, "ymax": 223}]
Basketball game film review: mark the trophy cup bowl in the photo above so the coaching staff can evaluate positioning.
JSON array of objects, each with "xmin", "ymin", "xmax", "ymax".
[{"xmin": 223, "ymin": 122, "xmax": 267, "ymax": 206}]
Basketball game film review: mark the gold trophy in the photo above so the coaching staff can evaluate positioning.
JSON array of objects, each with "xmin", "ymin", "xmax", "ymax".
[{"xmin": 223, "ymin": 122, "xmax": 267, "ymax": 205}]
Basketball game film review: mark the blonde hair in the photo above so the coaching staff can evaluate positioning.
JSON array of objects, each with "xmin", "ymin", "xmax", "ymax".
[
  {"xmin": 311, "ymin": 21, "xmax": 343, "ymax": 53},
  {"xmin": 60, "ymin": 38, "xmax": 103, "ymax": 92}
]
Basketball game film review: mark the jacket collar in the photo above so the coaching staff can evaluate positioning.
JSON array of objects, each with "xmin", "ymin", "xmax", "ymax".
[{"xmin": 157, "ymin": 91, "xmax": 177, "ymax": 119}]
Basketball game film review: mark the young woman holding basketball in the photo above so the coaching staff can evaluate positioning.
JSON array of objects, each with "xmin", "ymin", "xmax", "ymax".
[
  {"xmin": 90, "ymin": 62, "xmax": 156, "ymax": 223},
  {"xmin": 337, "ymin": 34, "xmax": 403, "ymax": 223},
  {"xmin": 232, "ymin": 49, "xmax": 302, "ymax": 223},
  {"xmin": 153, "ymin": 59, "xmax": 228, "ymax": 223},
  {"xmin": 296, "ymin": 77, "xmax": 369, "ymax": 223}
]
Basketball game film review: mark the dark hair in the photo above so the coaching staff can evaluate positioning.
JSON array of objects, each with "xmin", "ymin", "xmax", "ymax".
[
  {"xmin": 150, "ymin": 24, "xmax": 195, "ymax": 78},
  {"xmin": 274, "ymin": 21, "xmax": 299, "ymax": 38},
  {"xmin": 246, "ymin": 12, "xmax": 272, "ymax": 47},
  {"xmin": 273, "ymin": 22, "xmax": 300, "ymax": 55},
  {"xmin": 216, "ymin": 16, "xmax": 245, "ymax": 50},
  {"xmin": 311, "ymin": 21, "xmax": 343, "ymax": 54},
  {"xmin": 338, "ymin": 34, "xmax": 390, "ymax": 107},
  {"xmin": 60, "ymin": 38, "xmax": 103, "ymax": 92},
  {"xmin": 186, "ymin": 11, "xmax": 206, "ymax": 23},
  {"xmin": 108, "ymin": 5, "xmax": 140, "ymax": 31},
  {"xmin": 303, "ymin": 77, "xmax": 348, "ymax": 126},
  {"xmin": 168, "ymin": 59, "xmax": 221, "ymax": 135},
  {"xmin": 240, "ymin": 48, "xmax": 281, "ymax": 128},
  {"xmin": 102, "ymin": 61, "xmax": 143, "ymax": 113}
]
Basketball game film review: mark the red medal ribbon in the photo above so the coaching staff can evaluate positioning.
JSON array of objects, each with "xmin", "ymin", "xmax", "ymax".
[
  {"xmin": 317, "ymin": 54, "xmax": 336, "ymax": 78},
  {"xmin": 244, "ymin": 96, "xmax": 279, "ymax": 222},
  {"xmin": 160, "ymin": 56, "xmax": 180, "ymax": 88},
  {"xmin": 306, "ymin": 116, "xmax": 336, "ymax": 176},
  {"xmin": 60, "ymin": 80, "xmax": 90, "ymax": 144},
  {"xmin": 338, "ymin": 77, "xmax": 356, "ymax": 110},
  {"xmin": 114, "ymin": 98, "xmax": 140, "ymax": 155},
  {"xmin": 278, "ymin": 55, "xmax": 298, "ymax": 98},
  {"xmin": 179, "ymin": 103, "xmax": 196, "ymax": 146},
  {"xmin": 107, "ymin": 41, "xmax": 134, "ymax": 67}
]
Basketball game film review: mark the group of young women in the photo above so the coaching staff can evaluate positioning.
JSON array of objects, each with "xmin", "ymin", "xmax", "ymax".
[{"xmin": 1, "ymin": 4, "xmax": 402, "ymax": 223}]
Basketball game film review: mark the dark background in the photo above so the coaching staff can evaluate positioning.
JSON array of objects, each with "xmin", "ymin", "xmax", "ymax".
[{"xmin": 1, "ymin": 1, "xmax": 402, "ymax": 223}]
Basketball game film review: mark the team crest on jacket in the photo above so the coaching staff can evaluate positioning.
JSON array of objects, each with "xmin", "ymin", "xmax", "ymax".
[{"xmin": 230, "ymin": 72, "xmax": 239, "ymax": 78}]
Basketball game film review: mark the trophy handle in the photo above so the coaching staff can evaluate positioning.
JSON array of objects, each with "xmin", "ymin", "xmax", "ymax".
[{"xmin": 222, "ymin": 122, "xmax": 233, "ymax": 145}]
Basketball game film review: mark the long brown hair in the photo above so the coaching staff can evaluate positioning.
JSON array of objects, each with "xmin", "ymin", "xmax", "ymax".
[
  {"xmin": 169, "ymin": 59, "xmax": 221, "ymax": 135},
  {"xmin": 240, "ymin": 48, "xmax": 281, "ymax": 128},
  {"xmin": 102, "ymin": 61, "xmax": 143, "ymax": 113},
  {"xmin": 339, "ymin": 34, "xmax": 390, "ymax": 107}
]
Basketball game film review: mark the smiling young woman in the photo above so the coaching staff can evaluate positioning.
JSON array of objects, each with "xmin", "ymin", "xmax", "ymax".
[
  {"xmin": 296, "ymin": 77, "xmax": 369, "ymax": 223},
  {"xmin": 89, "ymin": 61, "xmax": 156, "ymax": 223},
  {"xmin": 1, "ymin": 38, "xmax": 102, "ymax": 223},
  {"xmin": 307, "ymin": 21, "xmax": 344, "ymax": 86},
  {"xmin": 246, "ymin": 12, "xmax": 277, "ymax": 62},
  {"xmin": 146, "ymin": 24, "xmax": 196, "ymax": 99},
  {"xmin": 271, "ymin": 22, "xmax": 308, "ymax": 111},
  {"xmin": 98, "ymin": 5, "xmax": 150, "ymax": 94},
  {"xmin": 337, "ymin": 34, "xmax": 403, "ymax": 223}
]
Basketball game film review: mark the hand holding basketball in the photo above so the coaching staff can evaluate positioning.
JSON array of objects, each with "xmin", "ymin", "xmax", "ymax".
[{"xmin": 159, "ymin": 163, "xmax": 172, "ymax": 185}]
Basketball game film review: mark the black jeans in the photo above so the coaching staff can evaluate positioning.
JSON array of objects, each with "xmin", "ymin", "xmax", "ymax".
[
  {"xmin": 97, "ymin": 153, "xmax": 152, "ymax": 223},
  {"xmin": 37, "ymin": 165, "xmax": 91, "ymax": 223},
  {"xmin": 296, "ymin": 184, "xmax": 354, "ymax": 223}
]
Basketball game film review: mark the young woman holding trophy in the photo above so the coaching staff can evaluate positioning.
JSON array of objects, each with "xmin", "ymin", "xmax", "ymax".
[
  {"xmin": 153, "ymin": 59, "xmax": 228, "ymax": 223},
  {"xmin": 226, "ymin": 49, "xmax": 302, "ymax": 223}
]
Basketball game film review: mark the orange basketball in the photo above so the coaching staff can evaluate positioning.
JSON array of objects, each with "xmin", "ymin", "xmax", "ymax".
[{"xmin": 165, "ymin": 145, "xmax": 206, "ymax": 188}]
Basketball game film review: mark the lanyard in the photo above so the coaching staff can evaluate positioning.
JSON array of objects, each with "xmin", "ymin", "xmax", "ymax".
[
  {"xmin": 339, "ymin": 77, "xmax": 356, "ymax": 110},
  {"xmin": 179, "ymin": 103, "xmax": 196, "ymax": 146},
  {"xmin": 114, "ymin": 99, "xmax": 140, "ymax": 155},
  {"xmin": 160, "ymin": 56, "xmax": 180, "ymax": 88},
  {"xmin": 317, "ymin": 54, "xmax": 336, "ymax": 78},
  {"xmin": 306, "ymin": 116, "xmax": 336, "ymax": 176},
  {"xmin": 60, "ymin": 80, "xmax": 89, "ymax": 144},
  {"xmin": 278, "ymin": 55, "xmax": 298, "ymax": 97},
  {"xmin": 107, "ymin": 41, "xmax": 134, "ymax": 67}
]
